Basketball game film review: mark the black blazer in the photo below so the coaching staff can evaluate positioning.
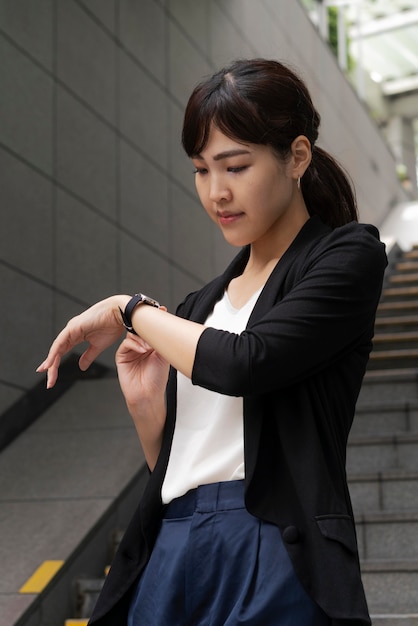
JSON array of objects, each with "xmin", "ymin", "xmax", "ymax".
[{"xmin": 90, "ymin": 217, "xmax": 387, "ymax": 625}]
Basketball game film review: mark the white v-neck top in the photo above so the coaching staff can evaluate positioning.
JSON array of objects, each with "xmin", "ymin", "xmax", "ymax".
[{"xmin": 161, "ymin": 287, "xmax": 263, "ymax": 504}]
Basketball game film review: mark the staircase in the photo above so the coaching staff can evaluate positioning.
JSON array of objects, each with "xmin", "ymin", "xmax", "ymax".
[{"xmin": 349, "ymin": 244, "xmax": 418, "ymax": 625}]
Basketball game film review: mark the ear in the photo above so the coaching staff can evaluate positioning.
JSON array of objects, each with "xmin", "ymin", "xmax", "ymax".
[{"xmin": 289, "ymin": 135, "xmax": 312, "ymax": 180}]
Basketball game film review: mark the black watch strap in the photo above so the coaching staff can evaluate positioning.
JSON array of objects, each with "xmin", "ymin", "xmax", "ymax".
[{"xmin": 119, "ymin": 293, "xmax": 160, "ymax": 335}]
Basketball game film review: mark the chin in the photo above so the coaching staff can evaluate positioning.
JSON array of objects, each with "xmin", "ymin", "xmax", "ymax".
[{"xmin": 222, "ymin": 235, "xmax": 250, "ymax": 248}]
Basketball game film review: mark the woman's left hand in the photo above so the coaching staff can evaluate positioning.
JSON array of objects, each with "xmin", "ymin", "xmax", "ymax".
[{"xmin": 37, "ymin": 295, "xmax": 129, "ymax": 388}]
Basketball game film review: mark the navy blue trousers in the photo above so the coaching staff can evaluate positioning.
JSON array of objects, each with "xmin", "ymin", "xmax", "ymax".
[{"xmin": 128, "ymin": 480, "xmax": 330, "ymax": 625}]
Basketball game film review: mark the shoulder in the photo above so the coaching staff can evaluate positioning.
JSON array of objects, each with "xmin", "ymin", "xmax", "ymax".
[
  {"xmin": 335, "ymin": 220, "xmax": 382, "ymax": 244},
  {"xmin": 280, "ymin": 219, "xmax": 388, "ymax": 303},
  {"xmin": 278, "ymin": 217, "xmax": 387, "ymax": 293},
  {"xmin": 307, "ymin": 220, "xmax": 387, "ymax": 266}
]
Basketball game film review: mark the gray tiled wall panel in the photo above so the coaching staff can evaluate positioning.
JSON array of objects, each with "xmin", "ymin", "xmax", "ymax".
[
  {"xmin": 119, "ymin": 140, "xmax": 170, "ymax": 255},
  {"xmin": 207, "ymin": 2, "xmax": 254, "ymax": 68},
  {"xmin": 167, "ymin": 21, "xmax": 212, "ymax": 106},
  {"xmin": 55, "ymin": 188, "xmax": 118, "ymax": 303},
  {"xmin": 167, "ymin": 0, "xmax": 211, "ymax": 60},
  {"xmin": 0, "ymin": 266, "xmax": 53, "ymax": 389},
  {"xmin": 56, "ymin": 86, "xmax": 117, "ymax": 217},
  {"xmin": 167, "ymin": 100, "xmax": 195, "ymax": 192},
  {"xmin": 57, "ymin": 0, "xmax": 116, "ymax": 124},
  {"xmin": 0, "ymin": 36, "xmax": 53, "ymax": 173},
  {"xmin": 119, "ymin": 0, "xmax": 166, "ymax": 84},
  {"xmin": 171, "ymin": 266, "xmax": 205, "ymax": 312},
  {"xmin": 119, "ymin": 51, "xmax": 168, "ymax": 168},
  {"xmin": 77, "ymin": 0, "xmax": 116, "ymax": 34},
  {"xmin": 170, "ymin": 183, "xmax": 214, "ymax": 285},
  {"xmin": 119, "ymin": 232, "xmax": 172, "ymax": 306},
  {"xmin": 0, "ymin": 0, "xmax": 53, "ymax": 69},
  {"xmin": 0, "ymin": 385, "xmax": 23, "ymax": 424},
  {"xmin": 0, "ymin": 149, "xmax": 53, "ymax": 282}
]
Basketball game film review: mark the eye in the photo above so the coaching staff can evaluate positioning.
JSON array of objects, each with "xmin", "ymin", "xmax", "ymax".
[
  {"xmin": 227, "ymin": 165, "xmax": 247, "ymax": 173},
  {"xmin": 193, "ymin": 167, "xmax": 208, "ymax": 175}
]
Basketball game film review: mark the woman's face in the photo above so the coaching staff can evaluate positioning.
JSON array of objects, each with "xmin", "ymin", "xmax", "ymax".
[{"xmin": 191, "ymin": 126, "xmax": 308, "ymax": 250}]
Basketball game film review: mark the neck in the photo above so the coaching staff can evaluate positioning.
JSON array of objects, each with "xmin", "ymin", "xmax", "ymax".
[{"xmin": 247, "ymin": 212, "xmax": 310, "ymax": 275}]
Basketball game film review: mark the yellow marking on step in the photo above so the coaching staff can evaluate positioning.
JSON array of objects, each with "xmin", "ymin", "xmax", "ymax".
[
  {"xmin": 65, "ymin": 621, "xmax": 89, "ymax": 625},
  {"xmin": 19, "ymin": 560, "xmax": 64, "ymax": 593}
]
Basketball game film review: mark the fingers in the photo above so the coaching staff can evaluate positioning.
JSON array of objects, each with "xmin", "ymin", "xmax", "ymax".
[
  {"xmin": 36, "ymin": 354, "xmax": 61, "ymax": 389},
  {"xmin": 47, "ymin": 355, "xmax": 61, "ymax": 389},
  {"xmin": 117, "ymin": 333, "xmax": 152, "ymax": 354},
  {"xmin": 78, "ymin": 344, "xmax": 103, "ymax": 371},
  {"xmin": 36, "ymin": 327, "xmax": 73, "ymax": 387}
]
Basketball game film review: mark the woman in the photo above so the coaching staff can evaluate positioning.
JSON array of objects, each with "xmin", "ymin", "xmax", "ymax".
[{"xmin": 38, "ymin": 59, "xmax": 387, "ymax": 625}]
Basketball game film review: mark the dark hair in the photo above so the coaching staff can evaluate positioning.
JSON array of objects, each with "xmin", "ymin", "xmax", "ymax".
[{"xmin": 182, "ymin": 59, "xmax": 358, "ymax": 228}]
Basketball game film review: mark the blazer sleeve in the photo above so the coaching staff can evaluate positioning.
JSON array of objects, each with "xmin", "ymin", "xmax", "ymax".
[{"xmin": 191, "ymin": 223, "xmax": 387, "ymax": 396}]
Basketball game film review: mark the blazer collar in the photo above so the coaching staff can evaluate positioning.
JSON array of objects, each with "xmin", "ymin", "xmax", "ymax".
[{"xmin": 189, "ymin": 216, "xmax": 330, "ymax": 324}]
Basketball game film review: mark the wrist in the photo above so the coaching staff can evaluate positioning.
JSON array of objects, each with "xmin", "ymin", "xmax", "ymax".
[
  {"xmin": 118, "ymin": 293, "xmax": 161, "ymax": 336},
  {"xmin": 113, "ymin": 295, "xmax": 131, "ymax": 328},
  {"xmin": 126, "ymin": 396, "xmax": 166, "ymax": 420}
]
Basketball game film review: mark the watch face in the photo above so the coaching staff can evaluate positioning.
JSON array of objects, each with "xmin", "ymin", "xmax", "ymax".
[{"xmin": 138, "ymin": 294, "xmax": 160, "ymax": 308}]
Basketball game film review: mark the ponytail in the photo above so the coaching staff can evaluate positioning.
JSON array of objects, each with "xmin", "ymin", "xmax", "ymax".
[{"xmin": 302, "ymin": 146, "xmax": 358, "ymax": 228}]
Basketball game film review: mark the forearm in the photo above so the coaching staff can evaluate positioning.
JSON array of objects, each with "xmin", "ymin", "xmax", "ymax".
[{"xmin": 126, "ymin": 397, "xmax": 166, "ymax": 471}]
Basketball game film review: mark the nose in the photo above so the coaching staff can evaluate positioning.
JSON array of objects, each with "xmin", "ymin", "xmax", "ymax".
[{"xmin": 209, "ymin": 175, "xmax": 232, "ymax": 203}]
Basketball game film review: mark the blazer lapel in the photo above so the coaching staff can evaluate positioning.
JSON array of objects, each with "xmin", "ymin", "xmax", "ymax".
[
  {"xmin": 186, "ymin": 246, "xmax": 251, "ymax": 323},
  {"xmin": 248, "ymin": 216, "xmax": 330, "ymax": 325}
]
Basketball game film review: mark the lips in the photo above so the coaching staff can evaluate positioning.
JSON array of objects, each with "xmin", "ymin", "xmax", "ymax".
[{"xmin": 217, "ymin": 211, "xmax": 244, "ymax": 225}]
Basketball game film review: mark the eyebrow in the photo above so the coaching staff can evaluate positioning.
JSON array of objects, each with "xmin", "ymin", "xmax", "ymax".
[{"xmin": 193, "ymin": 149, "xmax": 251, "ymax": 161}]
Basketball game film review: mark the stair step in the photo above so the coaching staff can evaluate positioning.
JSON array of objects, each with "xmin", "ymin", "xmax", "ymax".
[
  {"xmin": 347, "ymin": 433, "xmax": 418, "ymax": 473},
  {"xmin": 352, "ymin": 401, "xmax": 418, "ymax": 436},
  {"xmin": 377, "ymin": 300, "xmax": 418, "ymax": 314},
  {"xmin": 371, "ymin": 617, "xmax": 418, "ymax": 626},
  {"xmin": 76, "ymin": 578, "xmax": 104, "ymax": 619},
  {"xmin": 355, "ymin": 511, "xmax": 418, "ymax": 560},
  {"xmin": 368, "ymin": 348, "xmax": 418, "ymax": 370},
  {"xmin": 404, "ymin": 249, "xmax": 418, "ymax": 259},
  {"xmin": 382, "ymin": 286, "xmax": 418, "ymax": 299},
  {"xmin": 372, "ymin": 332, "xmax": 418, "ymax": 352},
  {"xmin": 358, "ymin": 369, "xmax": 418, "ymax": 403},
  {"xmin": 374, "ymin": 331, "xmax": 418, "ymax": 342},
  {"xmin": 389, "ymin": 273, "xmax": 418, "ymax": 284},
  {"xmin": 361, "ymin": 559, "xmax": 418, "ymax": 614},
  {"xmin": 375, "ymin": 315, "xmax": 418, "ymax": 329},
  {"xmin": 396, "ymin": 261, "xmax": 418, "ymax": 272},
  {"xmin": 349, "ymin": 470, "xmax": 418, "ymax": 512}
]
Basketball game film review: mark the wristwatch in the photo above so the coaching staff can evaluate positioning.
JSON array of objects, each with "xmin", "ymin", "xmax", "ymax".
[{"xmin": 119, "ymin": 293, "xmax": 160, "ymax": 335}]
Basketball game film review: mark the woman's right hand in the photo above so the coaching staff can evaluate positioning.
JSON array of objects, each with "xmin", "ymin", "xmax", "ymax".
[
  {"xmin": 116, "ymin": 333, "xmax": 169, "ymax": 409},
  {"xmin": 115, "ymin": 332, "xmax": 170, "ymax": 469}
]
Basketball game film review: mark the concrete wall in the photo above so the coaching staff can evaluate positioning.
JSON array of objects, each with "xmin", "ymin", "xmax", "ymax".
[{"xmin": 0, "ymin": 0, "xmax": 406, "ymax": 417}]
